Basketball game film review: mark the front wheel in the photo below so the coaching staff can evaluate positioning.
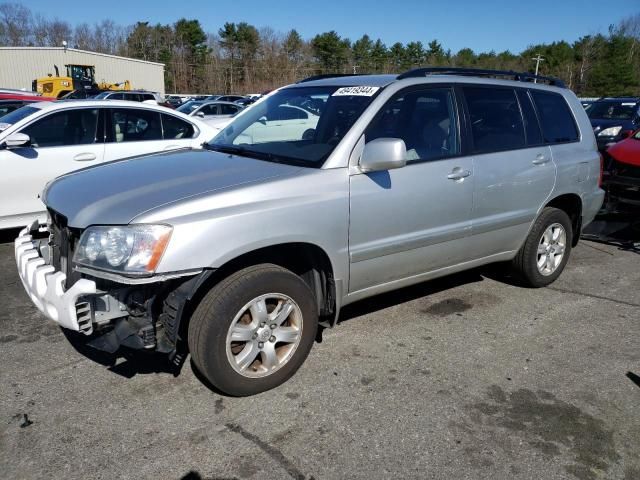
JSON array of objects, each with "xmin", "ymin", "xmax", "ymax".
[
  {"xmin": 188, "ymin": 264, "xmax": 318, "ymax": 396},
  {"xmin": 512, "ymin": 207, "xmax": 573, "ymax": 287}
]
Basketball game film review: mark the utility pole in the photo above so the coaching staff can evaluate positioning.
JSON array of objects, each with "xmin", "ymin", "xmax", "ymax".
[{"xmin": 532, "ymin": 54, "xmax": 545, "ymax": 82}]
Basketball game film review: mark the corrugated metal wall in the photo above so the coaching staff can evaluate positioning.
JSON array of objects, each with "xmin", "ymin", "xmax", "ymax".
[{"xmin": 0, "ymin": 47, "xmax": 165, "ymax": 94}]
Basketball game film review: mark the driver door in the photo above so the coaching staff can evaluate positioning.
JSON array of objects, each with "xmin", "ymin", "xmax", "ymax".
[
  {"xmin": 0, "ymin": 107, "xmax": 105, "ymax": 227},
  {"xmin": 348, "ymin": 86, "xmax": 475, "ymax": 293}
]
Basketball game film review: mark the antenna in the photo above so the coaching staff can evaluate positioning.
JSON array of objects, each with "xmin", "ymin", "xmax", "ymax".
[{"xmin": 532, "ymin": 54, "xmax": 545, "ymax": 83}]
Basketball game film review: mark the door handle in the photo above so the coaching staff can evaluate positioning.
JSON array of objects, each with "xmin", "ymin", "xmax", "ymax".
[
  {"xmin": 73, "ymin": 152, "xmax": 96, "ymax": 161},
  {"xmin": 447, "ymin": 168, "xmax": 471, "ymax": 181},
  {"xmin": 532, "ymin": 154, "xmax": 550, "ymax": 165}
]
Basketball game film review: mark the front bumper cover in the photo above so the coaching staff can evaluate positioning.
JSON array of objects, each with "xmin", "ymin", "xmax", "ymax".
[{"xmin": 15, "ymin": 227, "xmax": 97, "ymax": 333}]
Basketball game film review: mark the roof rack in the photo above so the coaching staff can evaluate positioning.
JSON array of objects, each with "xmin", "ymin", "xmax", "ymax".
[
  {"xmin": 297, "ymin": 73, "xmax": 363, "ymax": 83},
  {"xmin": 397, "ymin": 67, "xmax": 566, "ymax": 88}
]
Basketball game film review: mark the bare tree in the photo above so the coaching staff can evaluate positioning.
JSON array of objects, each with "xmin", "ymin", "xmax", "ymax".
[{"xmin": 0, "ymin": 2, "xmax": 32, "ymax": 46}]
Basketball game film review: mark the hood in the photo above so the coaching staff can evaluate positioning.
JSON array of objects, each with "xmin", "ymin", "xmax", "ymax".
[
  {"xmin": 590, "ymin": 118, "xmax": 636, "ymax": 132},
  {"xmin": 44, "ymin": 149, "xmax": 302, "ymax": 228},
  {"xmin": 607, "ymin": 136, "xmax": 640, "ymax": 168}
]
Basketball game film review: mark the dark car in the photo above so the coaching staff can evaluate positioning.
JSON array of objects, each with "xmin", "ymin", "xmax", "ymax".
[
  {"xmin": 603, "ymin": 132, "xmax": 640, "ymax": 212},
  {"xmin": 586, "ymin": 97, "xmax": 640, "ymax": 150}
]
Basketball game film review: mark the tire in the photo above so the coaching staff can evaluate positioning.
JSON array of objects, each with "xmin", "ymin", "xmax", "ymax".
[
  {"xmin": 512, "ymin": 207, "xmax": 573, "ymax": 288},
  {"xmin": 188, "ymin": 263, "xmax": 318, "ymax": 396}
]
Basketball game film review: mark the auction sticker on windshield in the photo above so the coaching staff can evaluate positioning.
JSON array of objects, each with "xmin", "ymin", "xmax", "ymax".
[{"xmin": 332, "ymin": 86, "xmax": 380, "ymax": 96}]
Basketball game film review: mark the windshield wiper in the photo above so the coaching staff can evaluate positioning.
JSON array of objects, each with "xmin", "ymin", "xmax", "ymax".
[{"xmin": 204, "ymin": 143, "xmax": 287, "ymax": 164}]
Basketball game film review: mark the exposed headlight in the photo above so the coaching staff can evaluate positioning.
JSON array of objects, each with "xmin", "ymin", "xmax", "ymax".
[
  {"xmin": 597, "ymin": 126, "xmax": 622, "ymax": 137},
  {"xmin": 73, "ymin": 225, "xmax": 172, "ymax": 275}
]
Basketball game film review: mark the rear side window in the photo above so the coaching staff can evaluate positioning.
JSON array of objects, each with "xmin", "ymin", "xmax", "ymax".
[
  {"xmin": 516, "ymin": 90, "xmax": 543, "ymax": 146},
  {"xmin": 162, "ymin": 114, "xmax": 195, "ymax": 139},
  {"xmin": 220, "ymin": 104, "xmax": 239, "ymax": 115},
  {"xmin": 110, "ymin": 108, "xmax": 162, "ymax": 142},
  {"xmin": 530, "ymin": 91, "xmax": 579, "ymax": 143},
  {"xmin": 268, "ymin": 106, "xmax": 308, "ymax": 121},
  {"xmin": 463, "ymin": 87, "xmax": 525, "ymax": 154}
]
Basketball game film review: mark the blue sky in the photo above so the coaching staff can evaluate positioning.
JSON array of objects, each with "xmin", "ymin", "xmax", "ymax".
[{"xmin": 23, "ymin": 0, "xmax": 639, "ymax": 53}]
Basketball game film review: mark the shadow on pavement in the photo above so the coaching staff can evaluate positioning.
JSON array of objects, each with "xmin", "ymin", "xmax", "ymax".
[
  {"xmin": 338, "ymin": 269, "xmax": 485, "ymax": 323},
  {"xmin": 582, "ymin": 213, "xmax": 640, "ymax": 254},
  {"xmin": 0, "ymin": 227, "xmax": 22, "ymax": 244},
  {"xmin": 62, "ymin": 328, "xmax": 177, "ymax": 378}
]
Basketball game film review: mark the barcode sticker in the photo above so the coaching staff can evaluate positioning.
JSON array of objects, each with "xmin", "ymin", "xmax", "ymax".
[{"xmin": 332, "ymin": 86, "xmax": 380, "ymax": 97}]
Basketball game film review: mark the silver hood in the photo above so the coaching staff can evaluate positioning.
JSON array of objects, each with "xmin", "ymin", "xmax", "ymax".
[{"xmin": 43, "ymin": 149, "xmax": 303, "ymax": 228}]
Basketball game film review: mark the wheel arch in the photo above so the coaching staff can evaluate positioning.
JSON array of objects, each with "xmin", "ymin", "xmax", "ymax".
[
  {"xmin": 544, "ymin": 193, "xmax": 583, "ymax": 246},
  {"xmin": 169, "ymin": 242, "xmax": 338, "ymax": 350}
]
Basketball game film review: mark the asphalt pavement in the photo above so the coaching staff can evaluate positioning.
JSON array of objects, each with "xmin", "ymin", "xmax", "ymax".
[{"xmin": 1, "ymin": 227, "xmax": 639, "ymax": 480}]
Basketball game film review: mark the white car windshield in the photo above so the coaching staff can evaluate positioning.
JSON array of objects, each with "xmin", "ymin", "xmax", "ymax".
[
  {"xmin": 0, "ymin": 106, "xmax": 40, "ymax": 131},
  {"xmin": 206, "ymin": 85, "xmax": 380, "ymax": 167}
]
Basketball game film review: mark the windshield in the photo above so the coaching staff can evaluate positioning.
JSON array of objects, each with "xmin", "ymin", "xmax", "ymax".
[
  {"xmin": 177, "ymin": 101, "xmax": 202, "ymax": 113},
  {"xmin": 587, "ymin": 101, "xmax": 638, "ymax": 120},
  {"xmin": 206, "ymin": 85, "xmax": 380, "ymax": 167},
  {"xmin": 0, "ymin": 105, "xmax": 39, "ymax": 131}
]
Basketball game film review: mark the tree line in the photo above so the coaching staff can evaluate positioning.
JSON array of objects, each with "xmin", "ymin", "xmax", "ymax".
[{"xmin": 1, "ymin": 2, "xmax": 639, "ymax": 96}]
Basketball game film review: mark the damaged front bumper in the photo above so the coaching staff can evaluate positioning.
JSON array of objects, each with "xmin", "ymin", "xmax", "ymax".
[
  {"xmin": 15, "ymin": 225, "xmax": 209, "ymax": 356},
  {"xmin": 15, "ymin": 227, "xmax": 97, "ymax": 333}
]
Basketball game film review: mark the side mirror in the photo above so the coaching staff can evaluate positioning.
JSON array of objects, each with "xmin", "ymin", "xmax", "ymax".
[
  {"xmin": 360, "ymin": 138, "xmax": 407, "ymax": 172},
  {"xmin": 4, "ymin": 132, "xmax": 31, "ymax": 149},
  {"xmin": 196, "ymin": 111, "xmax": 205, "ymax": 118},
  {"xmin": 258, "ymin": 116, "xmax": 267, "ymax": 125}
]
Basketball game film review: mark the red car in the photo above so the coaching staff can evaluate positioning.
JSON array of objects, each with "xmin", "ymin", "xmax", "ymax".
[{"xmin": 604, "ymin": 132, "xmax": 640, "ymax": 211}]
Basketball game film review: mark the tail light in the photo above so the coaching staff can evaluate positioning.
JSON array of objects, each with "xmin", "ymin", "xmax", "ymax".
[{"xmin": 598, "ymin": 153, "xmax": 604, "ymax": 187}]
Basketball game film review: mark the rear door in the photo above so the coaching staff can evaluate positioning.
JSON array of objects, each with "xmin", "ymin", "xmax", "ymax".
[
  {"xmin": 462, "ymin": 86, "xmax": 556, "ymax": 258},
  {"xmin": 103, "ymin": 107, "xmax": 197, "ymax": 161},
  {"xmin": 0, "ymin": 107, "xmax": 105, "ymax": 225}
]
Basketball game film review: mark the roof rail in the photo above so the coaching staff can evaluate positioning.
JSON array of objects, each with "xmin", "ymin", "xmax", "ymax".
[
  {"xmin": 397, "ymin": 67, "xmax": 566, "ymax": 88},
  {"xmin": 297, "ymin": 73, "xmax": 363, "ymax": 83}
]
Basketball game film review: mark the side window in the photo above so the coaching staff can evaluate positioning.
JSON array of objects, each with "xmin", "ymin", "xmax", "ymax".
[
  {"xmin": 126, "ymin": 93, "xmax": 142, "ymax": 102},
  {"xmin": 365, "ymin": 87, "xmax": 459, "ymax": 162},
  {"xmin": 141, "ymin": 94, "xmax": 155, "ymax": 101},
  {"xmin": 268, "ymin": 106, "xmax": 308, "ymax": 121},
  {"xmin": 516, "ymin": 90, "xmax": 543, "ymax": 146},
  {"xmin": 219, "ymin": 104, "xmax": 239, "ymax": 115},
  {"xmin": 21, "ymin": 109, "xmax": 99, "ymax": 148},
  {"xmin": 109, "ymin": 92, "xmax": 124, "ymax": 100},
  {"xmin": 162, "ymin": 114, "xmax": 195, "ymax": 139},
  {"xmin": 200, "ymin": 104, "xmax": 218, "ymax": 115},
  {"xmin": 463, "ymin": 87, "xmax": 525, "ymax": 154},
  {"xmin": 530, "ymin": 91, "xmax": 579, "ymax": 144},
  {"xmin": 109, "ymin": 109, "xmax": 162, "ymax": 142}
]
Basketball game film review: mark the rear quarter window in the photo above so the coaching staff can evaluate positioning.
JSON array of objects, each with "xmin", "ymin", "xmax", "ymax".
[{"xmin": 530, "ymin": 91, "xmax": 579, "ymax": 144}]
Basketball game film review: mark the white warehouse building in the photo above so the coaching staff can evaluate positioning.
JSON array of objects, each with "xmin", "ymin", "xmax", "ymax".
[{"xmin": 0, "ymin": 47, "xmax": 165, "ymax": 94}]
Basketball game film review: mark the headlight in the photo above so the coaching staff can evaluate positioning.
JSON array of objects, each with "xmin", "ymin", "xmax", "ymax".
[
  {"xmin": 73, "ymin": 225, "xmax": 172, "ymax": 275},
  {"xmin": 598, "ymin": 126, "xmax": 622, "ymax": 137}
]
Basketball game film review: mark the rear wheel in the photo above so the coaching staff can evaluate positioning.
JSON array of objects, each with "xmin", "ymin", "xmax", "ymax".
[
  {"xmin": 188, "ymin": 264, "xmax": 317, "ymax": 396},
  {"xmin": 512, "ymin": 207, "xmax": 573, "ymax": 287}
]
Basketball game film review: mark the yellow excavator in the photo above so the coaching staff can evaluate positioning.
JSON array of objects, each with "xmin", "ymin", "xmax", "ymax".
[{"xmin": 33, "ymin": 64, "xmax": 132, "ymax": 99}]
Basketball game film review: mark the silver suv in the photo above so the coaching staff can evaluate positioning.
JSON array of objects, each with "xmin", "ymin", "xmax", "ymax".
[{"xmin": 15, "ymin": 68, "xmax": 604, "ymax": 396}]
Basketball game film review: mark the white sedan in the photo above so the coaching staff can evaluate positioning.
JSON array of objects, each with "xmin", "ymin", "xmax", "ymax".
[{"xmin": 0, "ymin": 100, "xmax": 215, "ymax": 229}]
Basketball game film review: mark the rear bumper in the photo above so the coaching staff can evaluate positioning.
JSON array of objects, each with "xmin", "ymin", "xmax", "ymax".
[
  {"xmin": 15, "ymin": 227, "xmax": 97, "ymax": 333},
  {"xmin": 581, "ymin": 188, "xmax": 606, "ymax": 228}
]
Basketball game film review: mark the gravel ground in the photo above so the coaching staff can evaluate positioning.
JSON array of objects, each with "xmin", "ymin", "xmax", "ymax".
[{"xmin": 1, "ymin": 227, "xmax": 639, "ymax": 480}]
